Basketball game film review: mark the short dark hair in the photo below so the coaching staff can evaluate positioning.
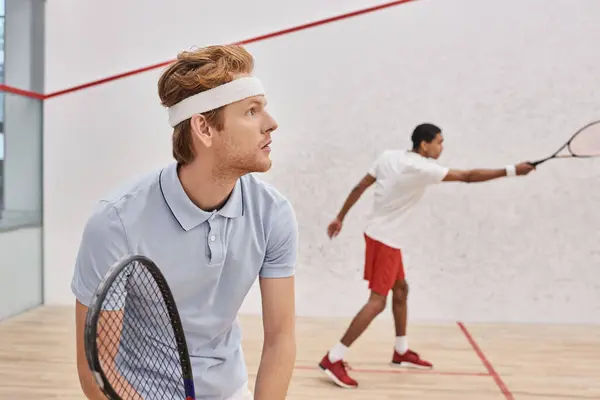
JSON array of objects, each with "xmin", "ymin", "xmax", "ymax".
[{"xmin": 411, "ymin": 123, "xmax": 441, "ymax": 150}]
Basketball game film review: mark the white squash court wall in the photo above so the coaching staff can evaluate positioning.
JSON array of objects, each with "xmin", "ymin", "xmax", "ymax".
[{"xmin": 43, "ymin": 0, "xmax": 600, "ymax": 324}]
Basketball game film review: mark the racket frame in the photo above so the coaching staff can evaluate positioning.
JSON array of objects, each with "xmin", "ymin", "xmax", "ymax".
[
  {"xmin": 530, "ymin": 120, "xmax": 600, "ymax": 166},
  {"xmin": 84, "ymin": 254, "xmax": 196, "ymax": 400}
]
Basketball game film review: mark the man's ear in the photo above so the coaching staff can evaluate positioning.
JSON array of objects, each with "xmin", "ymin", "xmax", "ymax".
[{"xmin": 190, "ymin": 114, "xmax": 213, "ymax": 148}]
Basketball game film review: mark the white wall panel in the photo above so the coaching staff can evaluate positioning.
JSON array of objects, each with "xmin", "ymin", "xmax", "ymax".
[
  {"xmin": 44, "ymin": 0, "xmax": 600, "ymax": 324},
  {"xmin": 44, "ymin": 0, "xmax": 401, "ymax": 93}
]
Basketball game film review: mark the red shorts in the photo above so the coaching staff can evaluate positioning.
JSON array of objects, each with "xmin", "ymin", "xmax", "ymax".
[{"xmin": 363, "ymin": 233, "xmax": 405, "ymax": 295}]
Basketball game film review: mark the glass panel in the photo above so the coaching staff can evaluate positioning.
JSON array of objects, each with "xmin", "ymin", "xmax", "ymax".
[
  {"xmin": 0, "ymin": 0, "xmax": 44, "ymax": 321},
  {"xmin": 0, "ymin": 91, "xmax": 43, "ymax": 321},
  {"xmin": 0, "ymin": 132, "xmax": 4, "ymax": 211},
  {"xmin": 0, "ymin": 92, "xmax": 42, "ymax": 230},
  {"xmin": 1, "ymin": 5, "xmax": 5, "ymax": 211}
]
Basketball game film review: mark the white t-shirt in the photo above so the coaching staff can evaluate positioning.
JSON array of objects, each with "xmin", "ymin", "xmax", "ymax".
[{"xmin": 364, "ymin": 150, "xmax": 449, "ymax": 249}]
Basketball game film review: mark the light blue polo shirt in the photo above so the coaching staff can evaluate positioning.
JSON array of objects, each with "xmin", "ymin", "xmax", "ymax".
[{"xmin": 71, "ymin": 161, "xmax": 298, "ymax": 400}]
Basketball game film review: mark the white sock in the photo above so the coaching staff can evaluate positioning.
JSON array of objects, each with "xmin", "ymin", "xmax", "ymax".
[
  {"xmin": 395, "ymin": 336, "xmax": 408, "ymax": 354},
  {"xmin": 328, "ymin": 342, "xmax": 348, "ymax": 363}
]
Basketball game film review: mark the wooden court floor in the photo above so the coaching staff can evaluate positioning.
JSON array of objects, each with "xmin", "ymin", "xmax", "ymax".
[{"xmin": 1, "ymin": 306, "xmax": 599, "ymax": 399}]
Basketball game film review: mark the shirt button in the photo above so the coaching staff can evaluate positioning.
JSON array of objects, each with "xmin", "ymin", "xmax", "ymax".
[{"xmin": 210, "ymin": 236, "xmax": 216, "ymax": 242}]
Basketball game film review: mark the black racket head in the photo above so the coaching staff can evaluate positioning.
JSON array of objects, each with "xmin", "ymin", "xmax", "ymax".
[
  {"xmin": 84, "ymin": 254, "xmax": 195, "ymax": 400},
  {"xmin": 530, "ymin": 120, "xmax": 600, "ymax": 166},
  {"xmin": 567, "ymin": 120, "xmax": 600, "ymax": 158}
]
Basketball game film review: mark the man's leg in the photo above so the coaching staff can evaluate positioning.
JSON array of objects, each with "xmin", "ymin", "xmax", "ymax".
[
  {"xmin": 340, "ymin": 290, "xmax": 387, "ymax": 347},
  {"xmin": 391, "ymin": 279, "xmax": 409, "ymax": 353},
  {"xmin": 318, "ymin": 291, "xmax": 387, "ymax": 388},
  {"xmin": 390, "ymin": 279, "xmax": 433, "ymax": 368},
  {"xmin": 318, "ymin": 234, "xmax": 392, "ymax": 388}
]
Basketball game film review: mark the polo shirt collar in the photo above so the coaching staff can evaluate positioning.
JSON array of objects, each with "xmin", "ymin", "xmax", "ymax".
[{"xmin": 159, "ymin": 162, "xmax": 244, "ymax": 231}]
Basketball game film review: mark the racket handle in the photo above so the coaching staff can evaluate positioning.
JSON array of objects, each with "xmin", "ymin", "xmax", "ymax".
[{"xmin": 529, "ymin": 157, "xmax": 549, "ymax": 167}]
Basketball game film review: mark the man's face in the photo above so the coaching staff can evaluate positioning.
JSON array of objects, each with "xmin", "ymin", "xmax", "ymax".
[
  {"xmin": 213, "ymin": 93, "xmax": 278, "ymax": 174},
  {"xmin": 423, "ymin": 132, "xmax": 444, "ymax": 159}
]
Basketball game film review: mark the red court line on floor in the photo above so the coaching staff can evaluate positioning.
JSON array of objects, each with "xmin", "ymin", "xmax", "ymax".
[
  {"xmin": 295, "ymin": 364, "xmax": 489, "ymax": 377},
  {"xmin": 457, "ymin": 322, "xmax": 514, "ymax": 400},
  {"xmin": 0, "ymin": 0, "xmax": 418, "ymax": 100}
]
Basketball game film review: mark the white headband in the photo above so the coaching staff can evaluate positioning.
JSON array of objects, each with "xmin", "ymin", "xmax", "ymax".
[{"xmin": 167, "ymin": 76, "xmax": 265, "ymax": 127}]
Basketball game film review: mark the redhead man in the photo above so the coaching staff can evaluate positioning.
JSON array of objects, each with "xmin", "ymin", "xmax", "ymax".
[{"xmin": 71, "ymin": 45, "xmax": 298, "ymax": 400}]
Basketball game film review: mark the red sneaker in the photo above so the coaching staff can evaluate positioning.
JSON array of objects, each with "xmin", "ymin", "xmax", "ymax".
[
  {"xmin": 318, "ymin": 353, "xmax": 358, "ymax": 388},
  {"xmin": 391, "ymin": 349, "xmax": 433, "ymax": 369}
]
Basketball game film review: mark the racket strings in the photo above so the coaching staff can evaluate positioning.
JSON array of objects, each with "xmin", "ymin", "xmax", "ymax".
[
  {"xmin": 569, "ymin": 123, "xmax": 600, "ymax": 157},
  {"xmin": 95, "ymin": 261, "xmax": 188, "ymax": 399}
]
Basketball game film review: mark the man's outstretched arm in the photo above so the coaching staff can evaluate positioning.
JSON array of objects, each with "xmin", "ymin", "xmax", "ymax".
[{"xmin": 442, "ymin": 162, "xmax": 535, "ymax": 183}]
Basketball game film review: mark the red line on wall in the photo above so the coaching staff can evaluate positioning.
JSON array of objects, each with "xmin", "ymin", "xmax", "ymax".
[
  {"xmin": 457, "ymin": 322, "xmax": 514, "ymax": 400},
  {"xmin": 0, "ymin": 84, "xmax": 45, "ymax": 100},
  {"xmin": 43, "ymin": 60, "xmax": 175, "ymax": 99},
  {"xmin": 234, "ymin": 0, "xmax": 417, "ymax": 46},
  {"xmin": 1, "ymin": 0, "xmax": 417, "ymax": 100}
]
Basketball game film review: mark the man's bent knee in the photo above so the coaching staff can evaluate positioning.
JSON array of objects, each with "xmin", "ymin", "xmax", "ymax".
[
  {"xmin": 366, "ymin": 291, "xmax": 387, "ymax": 314},
  {"xmin": 392, "ymin": 280, "xmax": 409, "ymax": 303}
]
